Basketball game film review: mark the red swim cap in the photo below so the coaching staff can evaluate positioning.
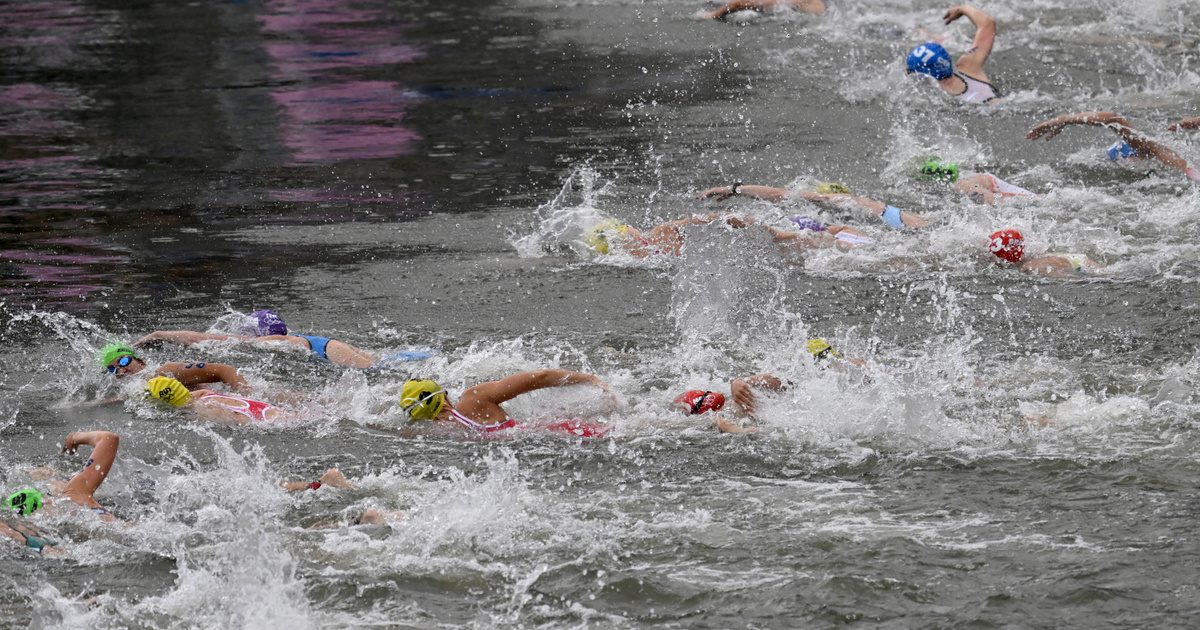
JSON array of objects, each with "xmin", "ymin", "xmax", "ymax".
[
  {"xmin": 988, "ymin": 229, "xmax": 1025, "ymax": 264},
  {"xmin": 673, "ymin": 390, "xmax": 726, "ymax": 415}
]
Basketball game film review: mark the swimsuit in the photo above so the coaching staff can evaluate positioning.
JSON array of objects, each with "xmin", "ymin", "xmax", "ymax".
[
  {"xmin": 197, "ymin": 392, "xmax": 277, "ymax": 423},
  {"xmin": 880, "ymin": 205, "xmax": 905, "ymax": 229},
  {"xmin": 984, "ymin": 174, "xmax": 1036, "ymax": 197},
  {"xmin": 1062, "ymin": 254, "xmax": 1089, "ymax": 272},
  {"xmin": 952, "ymin": 71, "xmax": 998, "ymax": 104},
  {"xmin": 2, "ymin": 520, "xmax": 57, "ymax": 553},
  {"xmin": 449, "ymin": 409, "xmax": 518, "ymax": 433},
  {"xmin": 292, "ymin": 334, "xmax": 332, "ymax": 361},
  {"xmin": 834, "ymin": 232, "xmax": 874, "ymax": 246}
]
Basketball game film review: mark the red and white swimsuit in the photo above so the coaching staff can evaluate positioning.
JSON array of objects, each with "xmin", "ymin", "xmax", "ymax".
[
  {"xmin": 197, "ymin": 392, "xmax": 278, "ymax": 423},
  {"xmin": 448, "ymin": 409, "xmax": 608, "ymax": 438}
]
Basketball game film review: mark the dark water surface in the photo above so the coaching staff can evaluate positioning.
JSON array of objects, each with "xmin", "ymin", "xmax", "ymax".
[{"xmin": 2, "ymin": 0, "xmax": 1200, "ymax": 627}]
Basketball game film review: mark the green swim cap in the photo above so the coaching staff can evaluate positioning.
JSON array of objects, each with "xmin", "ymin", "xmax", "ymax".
[
  {"xmin": 918, "ymin": 159, "xmax": 960, "ymax": 183},
  {"xmin": 6, "ymin": 488, "xmax": 44, "ymax": 516},
  {"xmin": 99, "ymin": 343, "xmax": 137, "ymax": 368}
]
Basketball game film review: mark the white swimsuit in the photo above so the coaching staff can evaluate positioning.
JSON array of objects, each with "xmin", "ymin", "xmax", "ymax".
[
  {"xmin": 985, "ymin": 174, "xmax": 1035, "ymax": 197},
  {"xmin": 953, "ymin": 71, "xmax": 998, "ymax": 104}
]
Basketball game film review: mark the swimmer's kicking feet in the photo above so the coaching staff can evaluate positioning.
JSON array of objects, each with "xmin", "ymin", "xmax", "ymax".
[
  {"xmin": 987, "ymin": 229, "xmax": 1102, "ymax": 277},
  {"xmin": 1028, "ymin": 112, "xmax": 1200, "ymax": 182},
  {"xmin": 906, "ymin": 5, "xmax": 999, "ymax": 105},
  {"xmin": 398, "ymin": 369, "xmax": 614, "ymax": 436},
  {"xmin": 702, "ymin": 0, "xmax": 825, "ymax": 21}
]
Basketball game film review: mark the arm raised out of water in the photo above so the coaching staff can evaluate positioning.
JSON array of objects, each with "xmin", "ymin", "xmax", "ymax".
[
  {"xmin": 61, "ymin": 431, "xmax": 118, "ymax": 518},
  {"xmin": 944, "ymin": 4, "xmax": 996, "ymax": 77},
  {"xmin": 156, "ymin": 362, "xmax": 250, "ymax": 393},
  {"xmin": 699, "ymin": 184, "xmax": 789, "ymax": 202},
  {"xmin": 1028, "ymin": 111, "xmax": 1192, "ymax": 175},
  {"xmin": 465, "ymin": 369, "xmax": 611, "ymax": 406}
]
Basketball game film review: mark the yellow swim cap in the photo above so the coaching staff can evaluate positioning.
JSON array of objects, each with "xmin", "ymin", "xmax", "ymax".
[
  {"xmin": 816, "ymin": 182, "xmax": 850, "ymax": 194},
  {"xmin": 806, "ymin": 338, "xmax": 840, "ymax": 360},
  {"xmin": 582, "ymin": 219, "xmax": 632, "ymax": 255},
  {"xmin": 145, "ymin": 376, "xmax": 192, "ymax": 407},
  {"xmin": 400, "ymin": 379, "xmax": 446, "ymax": 421}
]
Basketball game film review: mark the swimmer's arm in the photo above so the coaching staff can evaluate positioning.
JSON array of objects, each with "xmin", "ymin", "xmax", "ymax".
[
  {"xmin": 730, "ymin": 373, "xmax": 784, "ymax": 414},
  {"xmin": 714, "ymin": 415, "xmax": 758, "ymax": 434},
  {"xmin": 468, "ymin": 369, "xmax": 610, "ymax": 404},
  {"xmin": 1029, "ymin": 112, "xmax": 1193, "ymax": 174},
  {"xmin": 156, "ymin": 362, "xmax": 251, "ymax": 393},
  {"xmin": 61, "ymin": 431, "xmax": 118, "ymax": 510},
  {"xmin": 698, "ymin": 184, "xmax": 789, "ymax": 202},
  {"xmin": 703, "ymin": 0, "xmax": 780, "ymax": 20},
  {"xmin": 1169, "ymin": 117, "xmax": 1200, "ymax": 131},
  {"xmin": 945, "ymin": 5, "xmax": 996, "ymax": 74},
  {"xmin": 283, "ymin": 468, "xmax": 353, "ymax": 493},
  {"xmin": 134, "ymin": 330, "xmax": 246, "ymax": 348}
]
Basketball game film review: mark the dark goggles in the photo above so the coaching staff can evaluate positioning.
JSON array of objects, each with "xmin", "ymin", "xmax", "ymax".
[{"xmin": 106, "ymin": 355, "xmax": 138, "ymax": 374}]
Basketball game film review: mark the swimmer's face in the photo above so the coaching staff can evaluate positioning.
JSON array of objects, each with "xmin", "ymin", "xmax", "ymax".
[{"xmin": 108, "ymin": 355, "xmax": 145, "ymax": 378}]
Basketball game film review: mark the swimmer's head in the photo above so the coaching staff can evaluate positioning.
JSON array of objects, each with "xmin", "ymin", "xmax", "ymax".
[
  {"xmin": 988, "ymin": 229, "xmax": 1025, "ymax": 264},
  {"xmin": 816, "ymin": 182, "xmax": 850, "ymax": 194},
  {"xmin": 145, "ymin": 376, "xmax": 192, "ymax": 407},
  {"xmin": 806, "ymin": 338, "xmax": 840, "ymax": 361},
  {"xmin": 400, "ymin": 379, "xmax": 447, "ymax": 421},
  {"xmin": 918, "ymin": 159, "xmax": 960, "ymax": 183},
  {"xmin": 673, "ymin": 390, "xmax": 726, "ymax": 415},
  {"xmin": 791, "ymin": 216, "xmax": 826, "ymax": 232},
  {"xmin": 906, "ymin": 43, "xmax": 954, "ymax": 80},
  {"xmin": 583, "ymin": 220, "xmax": 633, "ymax": 256},
  {"xmin": 5, "ymin": 488, "xmax": 43, "ymax": 516},
  {"xmin": 249, "ymin": 310, "xmax": 288, "ymax": 336},
  {"xmin": 100, "ymin": 343, "xmax": 144, "ymax": 376}
]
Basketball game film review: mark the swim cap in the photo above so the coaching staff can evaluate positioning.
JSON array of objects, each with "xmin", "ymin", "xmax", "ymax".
[
  {"xmin": 145, "ymin": 376, "xmax": 192, "ymax": 407},
  {"xmin": 400, "ymin": 379, "xmax": 447, "ymax": 421},
  {"xmin": 791, "ymin": 216, "xmax": 826, "ymax": 232},
  {"xmin": 99, "ymin": 343, "xmax": 138, "ymax": 368},
  {"xmin": 806, "ymin": 338, "xmax": 841, "ymax": 360},
  {"xmin": 918, "ymin": 159, "xmax": 960, "ymax": 183},
  {"xmin": 906, "ymin": 43, "xmax": 953, "ymax": 81},
  {"xmin": 250, "ymin": 310, "xmax": 288, "ymax": 336},
  {"xmin": 1106, "ymin": 140, "xmax": 1136, "ymax": 161},
  {"xmin": 816, "ymin": 182, "xmax": 850, "ymax": 194},
  {"xmin": 5, "ymin": 488, "xmax": 43, "ymax": 516},
  {"xmin": 988, "ymin": 229, "xmax": 1025, "ymax": 264},
  {"xmin": 673, "ymin": 390, "xmax": 726, "ymax": 415},
  {"xmin": 583, "ymin": 220, "xmax": 632, "ymax": 255}
]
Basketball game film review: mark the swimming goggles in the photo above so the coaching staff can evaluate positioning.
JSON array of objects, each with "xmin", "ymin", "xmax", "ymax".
[{"xmin": 106, "ymin": 355, "xmax": 137, "ymax": 373}]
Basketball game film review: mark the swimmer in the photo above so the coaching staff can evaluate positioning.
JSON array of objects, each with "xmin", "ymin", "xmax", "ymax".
[
  {"xmin": 674, "ymin": 373, "xmax": 784, "ymax": 434},
  {"xmin": 1168, "ymin": 117, "xmax": 1200, "ymax": 132},
  {"xmin": 281, "ymin": 468, "xmax": 401, "ymax": 526},
  {"xmin": 701, "ymin": 0, "xmax": 825, "ymax": 21},
  {"xmin": 99, "ymin": 342, "xmax": 250, "ymax": 392},
  {"xmin": 135, "ymin": 310, "xmax": 423, "ymax": 369},
  {"xmin": 916, "ymin": 159, "xmax": 1038, "ymax": 204},
  {"xmin": 145, "ymin": 376, "xmax": 287, "ymax": 425},
  {"xmin": 699, "ymin": 181, "xmax": 931, "ymax": 228},
  {"xmin": 1027, "ymin": 112, "xmax": 1200, "ymax": 182},
  {"xmin": 987, "ymin": 229, "xmax": 1101, "ymax": 278},
  {"xmin": 906, "ymin": 5, "xmax": 999, "ymax": 105},
  {"xmin": 398, "ymin": 369, "xmax": 613, "ymax": 436},
  {"xmin": 1, "ymin": 430, "xmax": 121, "ymax": 554},
  {"xmin": 583, "ymin": 213, "xmax": 755, "ymax": 258}
]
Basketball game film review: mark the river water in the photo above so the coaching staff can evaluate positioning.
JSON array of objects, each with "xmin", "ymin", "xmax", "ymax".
[{"xmin": 2, "ymin": 0, "xmax": 1199, "ymax": 627}]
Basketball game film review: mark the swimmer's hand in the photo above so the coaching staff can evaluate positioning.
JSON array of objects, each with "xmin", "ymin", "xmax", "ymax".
[
  {"xmin": 942, "ymin": 5, "xmax": 967, "ymax": 24},
  {"xmin": 730, "ymin": 378, "xmax": 759, "ymax": 414},
  {"xmin": 133, "ymin": 332, "xmax": 165, "ymax": 347},
  {"xmin": 61, "ymin": 432, "xmax": 87, "ymax": 455},
  {"xmin": 1169, "ymin": 117, "xmax": 1200, "ymax": 132}
]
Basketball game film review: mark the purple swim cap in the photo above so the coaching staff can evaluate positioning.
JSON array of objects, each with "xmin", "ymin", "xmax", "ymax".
[
  {"xmin": 251, "ymin": 310, "xmax": 288, "ymax": 336},
  {"xmin": 791, "ymin": 215, "xmax": 826, "ymax": 232}
]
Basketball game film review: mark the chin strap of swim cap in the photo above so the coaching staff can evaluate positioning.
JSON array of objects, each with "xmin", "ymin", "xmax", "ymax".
[{"xmin": 400, "ymin": 379, "xmax": 447, "ymax": 421}]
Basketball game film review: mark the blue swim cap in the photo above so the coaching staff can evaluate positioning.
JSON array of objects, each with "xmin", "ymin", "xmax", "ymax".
[
  {"xmin": 1106, "ymin": 141, "xmax": 1136, "ymax": 161},
  {"xmin": 906, "ymin": 43, "xmax": 953, "ymax": 80}
]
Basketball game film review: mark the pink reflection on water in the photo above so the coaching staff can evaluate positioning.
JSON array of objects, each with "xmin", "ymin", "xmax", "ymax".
[{"xmin": 259, "ymin": 0, "xmax": 424, "ymax": 165}]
